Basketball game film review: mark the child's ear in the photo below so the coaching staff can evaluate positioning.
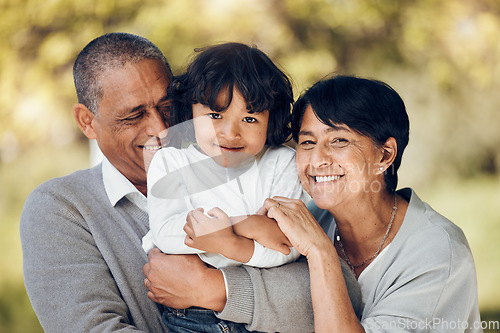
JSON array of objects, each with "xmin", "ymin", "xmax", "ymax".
[
  {"xmin": 73, "ymin": 103, "xmax": 97, "ymax": 140},
  {"xmin": 377, "ymin": 137, "xmax": 397, "ymax": 174}
]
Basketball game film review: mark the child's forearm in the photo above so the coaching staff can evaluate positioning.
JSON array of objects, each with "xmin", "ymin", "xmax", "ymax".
[
  {"xmin": 230, "ymin": 215, "xmax": 264, "ymax": 239},
  {"xmin": 230, "ymin": 214, "xmax": 292, "ymax": 256},
  {"xmin": 218, "ymin": 235, "xmax": 255, "ymax": 263}
]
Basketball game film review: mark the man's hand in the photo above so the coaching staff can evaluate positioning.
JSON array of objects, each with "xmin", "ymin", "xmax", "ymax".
[
  {"xmin": 143, "ymin": 249, "xmax": 226, "ymax": 311},
  {"xmin": 184, "ymin": 207, "xmax": 254, "ymax": 263}
]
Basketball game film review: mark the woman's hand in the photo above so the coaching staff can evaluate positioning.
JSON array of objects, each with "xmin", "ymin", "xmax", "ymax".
[
  {"xmin": 264, "ymin": 197, "xmax": 364, "ymax": 332},
  {"xmin": 262, "ymin": 197, "xmax": 332, "ymax": 259}
]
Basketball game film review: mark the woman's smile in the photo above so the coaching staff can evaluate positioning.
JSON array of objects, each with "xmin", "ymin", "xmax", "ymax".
[{"xmin": 313, "ymin": 175, "xmax": 342, "ymax": 183}]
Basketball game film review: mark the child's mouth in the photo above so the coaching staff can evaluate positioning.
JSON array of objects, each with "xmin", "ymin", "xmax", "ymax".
[{"xmin": 218, "ymin": 145, "xmax": 244, "ymax": 152}]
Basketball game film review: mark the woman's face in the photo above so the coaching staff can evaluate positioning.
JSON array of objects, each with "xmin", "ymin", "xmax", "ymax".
[{"xmin": 296, "ymin": 106, "xmax": 385, "ymax": 211}]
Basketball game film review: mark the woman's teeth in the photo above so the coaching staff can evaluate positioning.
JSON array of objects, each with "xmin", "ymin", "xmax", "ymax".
[{"xmin": 314, "ymin": 175, "xmax": 340, "ymax": 183}]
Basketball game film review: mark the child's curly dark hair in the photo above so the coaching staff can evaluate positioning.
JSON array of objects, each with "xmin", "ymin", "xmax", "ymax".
[{"xmin": 169, "ymin": 42, "xmax": 294, "ymax": 146}]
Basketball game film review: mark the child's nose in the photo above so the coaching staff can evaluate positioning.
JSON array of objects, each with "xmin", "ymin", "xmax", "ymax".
[{"xmin": 219, "ymin": 119, "xmax": 240, "ymax": 140}]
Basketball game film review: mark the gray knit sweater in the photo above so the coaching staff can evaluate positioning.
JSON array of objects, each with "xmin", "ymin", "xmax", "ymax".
[
  {"xmin": 21, "ymin": 165, "xmax": 167, "ymax": 332},
  {"xmin": 21, "ymin": 165, "xmax": 361, "ymax": 332}
]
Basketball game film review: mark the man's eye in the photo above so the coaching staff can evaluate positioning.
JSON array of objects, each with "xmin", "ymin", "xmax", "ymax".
[
  {"xmin": 208, "ymin": 113, "xmax": 222, "ymax": 119},
  {"xmin": 124, "ymin": 112, "xmax": 145, "ymax": 122},
  {"xmin": 243, "ymin": 117, "xmax": 257, "ymax": 123}
]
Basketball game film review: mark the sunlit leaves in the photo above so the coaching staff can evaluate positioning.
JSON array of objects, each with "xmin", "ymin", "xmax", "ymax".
[{"xmin": 1, "ymin": 0, "xmax": 499, "ymax": 174}]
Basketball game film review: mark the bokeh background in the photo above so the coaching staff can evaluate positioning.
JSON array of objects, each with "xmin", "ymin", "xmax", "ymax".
[{"xmin": 1, "ymin": 0, "xmax": 500, "ymax": 331}]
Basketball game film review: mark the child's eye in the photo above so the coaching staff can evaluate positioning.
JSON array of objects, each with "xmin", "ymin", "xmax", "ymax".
[
  {"xmin": 243, "ymin": 117, "xmax": 257, "ymax": 123},
  {"xmin": 208, "ymin": 113, "xmax": 222, "ymax": 119}
]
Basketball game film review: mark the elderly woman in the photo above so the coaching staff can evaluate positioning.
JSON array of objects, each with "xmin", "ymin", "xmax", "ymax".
[{"xmin": 264, "ymin": 75, "xmax": 482, "ymax": 332}]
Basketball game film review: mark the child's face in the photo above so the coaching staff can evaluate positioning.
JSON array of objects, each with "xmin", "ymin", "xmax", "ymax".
[{"xmin": 192, "ymin": 88, "xmax": 269, "ymax": 167}]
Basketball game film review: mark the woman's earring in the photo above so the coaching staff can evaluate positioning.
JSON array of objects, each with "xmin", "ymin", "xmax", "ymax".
[{"xmin": 379, "ymin": 166, "xmax": 384, "ymax": 171}]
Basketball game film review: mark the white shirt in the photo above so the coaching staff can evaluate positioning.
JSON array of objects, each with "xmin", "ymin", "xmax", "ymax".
[
  {"xmin": 143, "ymin": 145, "xmax": 306, "ymax": 268},
  {"xmin": 102, "ymin": 158, "xmax": 148, "ymax": 212}
]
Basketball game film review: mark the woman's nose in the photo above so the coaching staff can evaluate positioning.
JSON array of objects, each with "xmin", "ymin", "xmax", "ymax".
[{"xmin": 310, "ymin": 145, "xmax": 333, "ymax": 168}]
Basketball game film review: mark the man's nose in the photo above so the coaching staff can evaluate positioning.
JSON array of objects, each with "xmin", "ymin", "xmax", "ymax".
[{"xmin": 145, "ymin": 109, "xmax": 168, "ymax": 137}]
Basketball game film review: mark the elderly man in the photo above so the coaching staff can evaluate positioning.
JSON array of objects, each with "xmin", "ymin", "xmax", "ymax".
[
  {"xmin": 21, "ymin": 32, "xmax": 360, "ymax": 333},
  {"xmin": 21, "ymin": 32, "xmax": 172, "ymax": 332}
]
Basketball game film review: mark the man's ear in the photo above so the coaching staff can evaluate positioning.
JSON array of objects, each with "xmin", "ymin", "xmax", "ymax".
[
  {"xmin": 73, "ymin": 103, "xmax": 96, "ymax": 140},
  {"xmin": 377, "ymin": 137, "xmax": 397, "ymax": 174}
]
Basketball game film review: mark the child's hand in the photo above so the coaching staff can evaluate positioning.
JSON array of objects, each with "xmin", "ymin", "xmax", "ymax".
[
  {"xmin": 184, "ymin": 207, "xmax": 254, "ymax": 263},
  {"xmin": 232, "ymin": 215, "xmax": 292, "ymax": 255}
]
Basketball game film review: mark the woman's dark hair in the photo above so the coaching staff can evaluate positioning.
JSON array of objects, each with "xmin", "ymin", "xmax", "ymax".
[
  {"xmin": 170, "ymin": 42, "xmax": 293, "ymax": 145},
  {"xmin": 291, "ymin": 75, "xmax": 410, "ymax": 193}
]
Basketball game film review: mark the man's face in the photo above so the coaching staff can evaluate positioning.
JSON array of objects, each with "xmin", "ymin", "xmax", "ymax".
[{"xmin": 91, "ymin": 59, "xmax": 171, "ymax": 192}]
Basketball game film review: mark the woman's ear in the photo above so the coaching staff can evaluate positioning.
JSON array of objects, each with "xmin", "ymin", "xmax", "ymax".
[
  {"xmin": 73, "ymin": 103, "xmax": 96, "ymax": 140},
  {"xmin": 377, "ymin": 137, "xmax": 397, "ymax": 174}
]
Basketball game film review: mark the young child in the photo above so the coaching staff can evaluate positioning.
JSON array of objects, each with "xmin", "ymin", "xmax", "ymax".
[{"xmin": 142, "ymin": 43, "xmax": 307, "ymax": 332}]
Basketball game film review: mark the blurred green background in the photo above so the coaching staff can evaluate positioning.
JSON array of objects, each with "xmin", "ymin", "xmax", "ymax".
[{"xmin": 1, "ymin": 0, "xmax": 500, "ymax": 331}]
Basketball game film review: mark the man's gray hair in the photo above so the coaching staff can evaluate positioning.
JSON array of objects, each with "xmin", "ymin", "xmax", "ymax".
[{"xmin": 73, "ymin": 32, "xmax": 172, "ymax": 115}]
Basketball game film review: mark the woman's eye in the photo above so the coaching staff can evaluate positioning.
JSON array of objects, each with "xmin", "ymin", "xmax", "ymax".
[
  {"xmin": 243, "ymin": 117, "xmax": 257, "ymax": 123},
  {"xmin": 331, "ymin": 138, "xmax": 349, "ymax": 147},
  {"xmin": 298, "ymin": 139, "xmax": 315, "ymax": 149},
  {"xmin": 208, "ymin": 113, "xmax": 222, "ymax": 119}
]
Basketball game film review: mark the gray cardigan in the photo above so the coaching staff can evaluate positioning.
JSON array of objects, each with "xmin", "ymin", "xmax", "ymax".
[
  {"xmin": 21, "ymin": 165, "xmax": 361, "ymax": 332},
  {"xmin": 309, "ymin": 188, "xmax": 482, "ymax": 332}
]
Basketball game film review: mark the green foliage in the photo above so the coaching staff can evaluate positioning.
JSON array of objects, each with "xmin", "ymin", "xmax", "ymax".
[
  {"xmin": 0, "ymin": 142, "xmax": 87, "ymax": 332},
  {"xmin": 0, "ymin": 283, "xmax": 42, "ymax": 333},
  {"xmin": 1, "ymin": 0, "xmax": 500, "ymax": 330},
  {"xmin": 2, "ymin": 0, "xmax": 500, "ymax": 176},
  {"xmin": 417, "ymin": 175, "xmax": 500, "ymax": 313}
]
